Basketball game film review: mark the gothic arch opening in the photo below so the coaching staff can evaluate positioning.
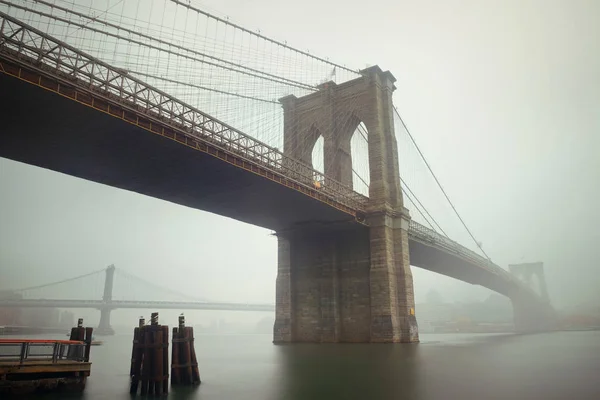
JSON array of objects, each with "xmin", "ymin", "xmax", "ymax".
[
  {"xmin": 531, "ymin": 273, "xmax": 543, "ymax": 297},
  {"xmin": 311, "ymin": 134, "xmax": 325, "ymax": 183},
  {"xmin": 349, "ymin": 121, "xmax": 370, "ymax": 197}
]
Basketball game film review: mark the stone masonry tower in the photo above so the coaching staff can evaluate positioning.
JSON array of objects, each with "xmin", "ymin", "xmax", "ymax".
[
  {"xmin": 273, "ymin": 66, "xmax": 419, "ymax": 343},
  {"xmin": 96, "ymin": 264, "xmax": 115, "ymax": 335},
  {"xmin": 509, "ymin": 262, "xmax": 550, "ymax": 303},
  {"xmin": 508, "ymin": 262, "xmax": 555, "ymax": 332}
]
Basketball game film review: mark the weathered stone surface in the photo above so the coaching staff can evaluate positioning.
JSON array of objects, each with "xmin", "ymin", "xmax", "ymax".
[
  {"xmin": 276, "ymin": 65, "xmax": 419, "ymax": 343},
  {"xmin": 273, "ymin": 236, "xmax": 292, "ymax": 343}
]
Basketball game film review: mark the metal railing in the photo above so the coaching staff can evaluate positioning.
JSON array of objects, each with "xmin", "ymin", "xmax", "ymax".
[
  {"xmin": 409, "ymin": 220, "xmax": 521, "ymax": 284},
  {"xmin": 0, "ymin": 13, "xmax": 534, "ymax": 297},
  {"xmin": 0, "ymin": 12, "xmax": 368, "ymax": 212},
  {"xmin": 0, "ymin": 339, "xmax": 89, "ymax": 365}
]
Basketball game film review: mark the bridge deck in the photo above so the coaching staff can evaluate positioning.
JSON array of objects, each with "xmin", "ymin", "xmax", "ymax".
[
  {"xmin": 0, "ymin": 12, "xmax": 537, "ymax": 301},
  {"xmin": 0, "ymin": 72, "xmax": 359, "ymax": 233},
  {"xmin": 0, "ymin": 70, "xmax": 528, "ymax": 298}
]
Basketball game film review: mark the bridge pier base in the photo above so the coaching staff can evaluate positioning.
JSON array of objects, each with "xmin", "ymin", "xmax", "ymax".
[
  {"xmin": 511, "ymin": 296, "xmax": 556, "ymax": 333},
  {"xmin": 273, "ymin": 213, "xmax": 419, "ymax": 344},
  {"xmin": 96, "ymin": 308, "xmax": 115, "ymax": 336},
  {"xmin": 274, "ymin": 64, "xmax": 419, "ymax": 343},
  {"xmin": 368, "ymin": 212, "xmax": 419, "ymax": 343}
]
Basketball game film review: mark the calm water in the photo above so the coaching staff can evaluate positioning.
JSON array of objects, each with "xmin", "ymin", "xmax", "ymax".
[{"xmin": 10, "ymin": 331, "xmax": 600, "ymax": 400}]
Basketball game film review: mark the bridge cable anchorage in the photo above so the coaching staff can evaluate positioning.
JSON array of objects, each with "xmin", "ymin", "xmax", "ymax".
[
  {"xmin": 393, "ymin": 106, "xmax": 491, "ymax": 260},
  {"xmin": 169, "ymin": 0, "xmax": 360, "ymax": 76},
  {"xmin": 3, "ymin": 1, "xmax": 316, "ymax": 91},
  {"xmin": 12, "ymin": 267, "xmax": 107, "ymax": 293}
]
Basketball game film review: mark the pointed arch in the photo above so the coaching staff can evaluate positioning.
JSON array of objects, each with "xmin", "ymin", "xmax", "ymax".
[
  {"xmin": 335, "ymin": 113, "xmax": 370, "ymax": 197},
  {"xmin": 311, "ymin": 134, "xmax": 325, "ymax": 176},
  {"xmin": 350, "ymin": 121, "xmax": 370, "ymax": 196}
]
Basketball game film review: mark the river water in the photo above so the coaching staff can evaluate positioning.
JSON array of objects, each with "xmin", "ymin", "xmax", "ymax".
[{"xmin": 11, "ymin": 331, "xmax": 600, "ymax": 400}]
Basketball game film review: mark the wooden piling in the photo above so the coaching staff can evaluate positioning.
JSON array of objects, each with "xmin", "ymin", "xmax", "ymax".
[
  {"xmin": 68, "ymin": 318, "xmax": 87, "ymax": 360},
  {"xmin": 162, "ymin": 325, "xmax": 169, "ymax": 395},
  {"xmin": 154, "ymin": 327, "xmax": 164, "ymax": 394},
  {"xmin": 129, "ymin": 317, "xmax": 144, "ymax": 394},
  {"xmin": 84, "ymin": 327, "xmax": 93, "ymax": 362},
  {"xmin": 171, "ymin": 314, "xmax": 200, "ymax": 386},
  {"xmin": 140, "ymin": 327, "xmax": 151, "ymax": 395},
  {"xmin": 170, "ymin": 326, "xmax": 180, "ymax": 385},
  {"xmin": 129, "ymin": 313, "xmax": 170, "ymax": 396},
  {"xmin": 129, "ymin": 328, "xmax": 140, "ymax": 378},
  {"xmin": 188, "ymin": 327, "xmax": 201, "ymax": 384},
  {"xmin": 180, "ymin": 325, "xmax": 193, "ymax": 384}
]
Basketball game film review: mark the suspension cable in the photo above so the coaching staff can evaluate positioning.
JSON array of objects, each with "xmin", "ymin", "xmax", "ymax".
[
  {"xmin": 394, "ymin": 106, "xmax": 490, "ymax": 259},
  {"xmin": 26, "ymin": 0, "xmax": 315, "ymax": 90},
  {"xmin": 14, "ymin": 267, "xmax": 107, "ymax": 292},
  {"xmin": 170, "ymin": 0, "xmax": 359, "ymax": 75},
  {"xmin": 115, "ymin": 269, "xmax": 208, "ymax": 302},
  {"xmin": 1, "ymin": 1, "xmax": 314, "ymax": 90},
  {"xmin": 130, "ymin": 70, "xmax": 279, "ymax": 104}
]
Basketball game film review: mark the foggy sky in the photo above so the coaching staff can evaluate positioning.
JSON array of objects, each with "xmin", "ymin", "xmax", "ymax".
[{"xmin": 1, "ymin": 0, "xmax": 599, "ymax": 324}]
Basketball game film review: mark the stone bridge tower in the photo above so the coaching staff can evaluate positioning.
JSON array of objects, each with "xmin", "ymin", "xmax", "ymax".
[
  {"xmin": 508, "ymin": 262, "xmax": 555, "ymax": 332},
  {"xmin": 509, "ymin": 262, "xmax": 550, "ymax": 303},
  {"xmin": 97, "ymin": 264, "xmax": 115, "ymax": 336},
  {"xmin": 273, "ymin": 66, "xmax": 419, "ymax": 343}
]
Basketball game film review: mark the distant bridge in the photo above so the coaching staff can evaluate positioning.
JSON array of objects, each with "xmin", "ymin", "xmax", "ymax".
[
  {"xmin": 0, "ymin": 266, "xmax": 273, "ymax": 335},
  {"xmin": 0, "ymin": 299, "xmax": 275, "ymax": 312},
  {"xmin": 0, "ymin": 4, "xmax": 555, "ymax": 342}
]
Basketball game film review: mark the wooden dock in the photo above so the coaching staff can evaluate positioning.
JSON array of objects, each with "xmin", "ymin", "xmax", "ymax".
[{"xmin": 0, "ymin": 339, "xmax": 92, "ymax": 395}]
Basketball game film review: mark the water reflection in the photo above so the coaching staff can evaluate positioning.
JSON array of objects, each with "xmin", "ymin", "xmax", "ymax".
[
  {"xmin": 274, "ymin": 343, "xmax": 421, "ymax": 400},
  {"xmin": 3, "ymin": 332, "xmax": 600, "ymax": 400}
]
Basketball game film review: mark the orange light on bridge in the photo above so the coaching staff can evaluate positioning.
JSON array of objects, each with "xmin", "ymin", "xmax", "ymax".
[{"xmin": 314, "ymin": 181, "xmax": 322, "ymax": 189}]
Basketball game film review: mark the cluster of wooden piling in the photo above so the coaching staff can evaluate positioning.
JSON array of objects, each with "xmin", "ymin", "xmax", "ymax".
[
  {"xmin": 129, "ymin": 313, "xmax": 200, "ymax": 396},
  {"xmin": 129, "ymin": 313, "xmax": 169, "ymax": 396},
  {"xmin": 69, "ymin": 318, "xmax": 93, "ymax": 362},
  {"xmin": 171, "ymin": 315, "xmax": 201, "ymax": 386}
]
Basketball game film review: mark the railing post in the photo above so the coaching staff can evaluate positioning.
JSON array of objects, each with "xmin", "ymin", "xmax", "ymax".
[
  {"xmin": 19, "ymin": 342, "xmax": 27, "ymax": 365},
  {"xmin": 0, "ymin": 17, "xmax": 6, "ymax": 39},
  {"xmin": 52, "ymin": 342, "xmax": 58, "ymax": 364}
]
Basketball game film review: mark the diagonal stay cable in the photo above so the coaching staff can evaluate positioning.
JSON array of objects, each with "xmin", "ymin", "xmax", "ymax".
[
  {"xmin": 0, "ymin": 0, "xmax": 314, "ymax": 90},
  {"xmin": 394, "ymin": 106, "xmax": 490, "ymax": 259},
  {"xmin": 26, "ymin": 0, "xmax": 315, "ymax": 90},
  {"xmin": 170, "ymin": 0, "xmax": 359, "ymax": 75}
]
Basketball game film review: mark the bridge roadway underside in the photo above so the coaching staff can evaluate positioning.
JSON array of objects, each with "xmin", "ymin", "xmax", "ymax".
[
  {"xmin": 0, "ymin": 73, "xmax": 513, "ymax": 291},
  {"xmin": 0, "ymin": 73, "xmax": 357, "ymax": 233},
  {"xmin": 1, "ymin": 73, "xmax": 551, "ymax": 337}
]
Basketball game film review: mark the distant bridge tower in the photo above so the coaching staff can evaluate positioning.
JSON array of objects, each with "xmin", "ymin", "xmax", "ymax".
[
  {"xmin": 509, "ymin": 262, "xmax": 550, "ymax": 303},
  {"xmin": 508, "ymin": 262, "xmax": 555, "ymax": 332},
  {"xmin": 96, "ymin": 265, "xmax": 115, "ymax": 335},
  {"xmin": 274, "ymin": 66, "xmax": 418, "ymax": 343}
]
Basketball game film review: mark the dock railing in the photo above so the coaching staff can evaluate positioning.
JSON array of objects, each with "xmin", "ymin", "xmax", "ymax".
[{"xmin": 0, "ymin": 339, "xmax": 90, "ymax": 365}]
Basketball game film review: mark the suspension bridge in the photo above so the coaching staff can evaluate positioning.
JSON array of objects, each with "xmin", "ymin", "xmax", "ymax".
[
  {"xmin": 0, "ymin": 265, "xmax": 275, "ymax": 335},
  {"xmin": 0, "ymin": 0, "xmax": 555, "ymax": 343}
]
